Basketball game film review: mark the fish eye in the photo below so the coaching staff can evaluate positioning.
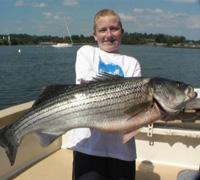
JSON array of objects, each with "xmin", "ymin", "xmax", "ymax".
[{"xmin": 176, "ymin": 82, "xmax": 182, "ymax": 87}]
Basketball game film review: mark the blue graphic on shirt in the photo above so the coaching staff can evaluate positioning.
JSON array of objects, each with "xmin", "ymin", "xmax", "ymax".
[{"xmin": 98, "ymin": 57, "xmax": 124, "ymax": 77}]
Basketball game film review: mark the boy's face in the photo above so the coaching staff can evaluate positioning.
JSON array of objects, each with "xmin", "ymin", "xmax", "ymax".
[{"xmin": 93, "ymin": 16, "xmax": 123, "ymax": 53}]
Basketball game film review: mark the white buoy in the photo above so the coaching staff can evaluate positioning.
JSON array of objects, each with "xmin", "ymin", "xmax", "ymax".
[{"xmin": 18, "ymin": 49, "xmax": 21, "ymax": 53}]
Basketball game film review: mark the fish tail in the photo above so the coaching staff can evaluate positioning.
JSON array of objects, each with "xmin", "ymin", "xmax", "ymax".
[{"xmin": 0, "ymin": 128, "xmax": 18, "ymax": 166}]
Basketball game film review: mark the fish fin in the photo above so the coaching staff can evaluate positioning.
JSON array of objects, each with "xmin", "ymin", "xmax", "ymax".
[
  {"xmin": 124, "ymin": 102, "xmax": 151, "ymax": 117},
  {"xmin": 0, "ymin": 128, "xmax": 19, "ymax": 166},
  {"xmin": 36, "ymin": 132, "xmax": 61, "ymax": 147},
  {"xmin": 121, "ymin": 129, "xmax": 141, "ymax": 144},
  {"xmin": 6, "ymin": 144, "xmax": 18, "ymax": 166},
  {"xmin": 91, "ymin": 73, "xmax": 124, "ymax": 82},
  {"xmin": 32, "ymin": 84, "xmax": 75, "ymax": 107},
  {"xmin": 80, "ymin": 73, "xmax": 124, "ymax": 83}
]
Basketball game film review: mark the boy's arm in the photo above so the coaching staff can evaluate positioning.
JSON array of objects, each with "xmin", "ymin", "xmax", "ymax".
[
  {"xmin": 126, "ymin": 60, "xmax": 141, "ymax": 78},
  {"xmin": 75, "ymin": 46, "xmax": 96, "ymax": 84},
  {"xmin": 133, "ymin": 61, "xmax": 141, "ymax": 77}
]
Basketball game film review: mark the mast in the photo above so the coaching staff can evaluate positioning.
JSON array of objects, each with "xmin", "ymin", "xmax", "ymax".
[{"xmin": 64, "ymin": 17, "xmax": 73, "ymax": 45}]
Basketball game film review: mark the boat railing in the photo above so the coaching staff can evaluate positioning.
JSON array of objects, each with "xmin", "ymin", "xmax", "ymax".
[{"xmin": 0, "ymin": 101, "xmax": 62, "ymax": 180}]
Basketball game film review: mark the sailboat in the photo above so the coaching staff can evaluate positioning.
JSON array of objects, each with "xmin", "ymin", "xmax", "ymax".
[{"xmin": 52, "ymin": 18, "xmax": 73, "ymax": 48}]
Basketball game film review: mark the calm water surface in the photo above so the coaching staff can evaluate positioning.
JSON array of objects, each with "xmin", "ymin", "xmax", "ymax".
[{"xmin": 0, "ymin": 45, "xmax": 200, "ymax": 110}]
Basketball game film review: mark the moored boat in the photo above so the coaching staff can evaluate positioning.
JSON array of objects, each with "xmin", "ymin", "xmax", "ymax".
[
  {"xmin": 52, "ymin": 17, "xmax": 73, "ymax": 48},
  {"xmin": 52, "ymin": 43, "xmax": 73, "ymax": 48}
]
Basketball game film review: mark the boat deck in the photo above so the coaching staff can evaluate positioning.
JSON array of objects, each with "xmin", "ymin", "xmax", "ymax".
[
  {"xmin": 12, "ymin": 149, "xmax": 186, "ymax": 180},
  {"xmin": 1, "ymin": 98, "xmax": 200, "ymax": 180}
]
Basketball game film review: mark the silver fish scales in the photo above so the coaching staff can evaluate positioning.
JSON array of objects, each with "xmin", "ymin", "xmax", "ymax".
[{"xmin": 0, "ymin": 74, "xmax": 197, "ymax": 165}]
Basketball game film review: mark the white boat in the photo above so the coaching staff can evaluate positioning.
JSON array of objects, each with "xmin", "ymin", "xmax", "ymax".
[
  {"xmin": 52, "ymin": 18, "xmax": 73, "ymax": 48},
  {"xmin": 0, "ymin": 90, "xmax": 200, "ymax": 180},
  {"xmin": 52, "ymin": 43, "xmax": 73, "ymax": 48}
]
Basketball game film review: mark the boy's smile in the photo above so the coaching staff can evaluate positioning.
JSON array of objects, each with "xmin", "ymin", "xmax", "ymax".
[{"xmin": 93, "ymin": 16, "xmax": 124, "ymax": 53}]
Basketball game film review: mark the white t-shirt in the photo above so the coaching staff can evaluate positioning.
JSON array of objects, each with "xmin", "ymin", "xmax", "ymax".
[{"xmin": 67, "ymin": 45, "xmax": 141, "ymax": 161}]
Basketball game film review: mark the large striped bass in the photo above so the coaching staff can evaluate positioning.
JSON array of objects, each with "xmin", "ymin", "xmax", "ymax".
[{"xmin": 0, "ymin": 74, "xmax": 197, "ymax": 165}]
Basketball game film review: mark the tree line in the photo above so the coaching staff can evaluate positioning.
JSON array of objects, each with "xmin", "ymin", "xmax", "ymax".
[{"xmin": 0, "ymin": 33, "xmax": 199, "ymax": 46}]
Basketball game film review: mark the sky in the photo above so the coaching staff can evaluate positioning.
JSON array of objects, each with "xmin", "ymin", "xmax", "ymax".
[{"xmin": 1, "ymin": 0, "xmax": 200, "ymax": 40}]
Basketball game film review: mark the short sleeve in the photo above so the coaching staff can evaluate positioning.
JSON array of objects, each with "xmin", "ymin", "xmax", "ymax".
[{"xmin": 75, "ymin": 46, "xmax": 97, "ymax": 84}]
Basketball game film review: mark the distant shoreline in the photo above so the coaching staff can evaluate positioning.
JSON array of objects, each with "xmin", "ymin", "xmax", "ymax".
[
  {"xmin": 1, "ymin": 33, "xmax": 200, "ymax": 48},
  {"xmin": 1, "ymin": 42, "xmax": 199, "ymax": 49}
]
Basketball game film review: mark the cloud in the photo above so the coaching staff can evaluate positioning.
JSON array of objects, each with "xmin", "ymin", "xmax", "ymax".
[
  {"xmin": 32, "ymin": 2, "xmax": 47, "ymax": 8},
  {"xmin": 119, "ymin": 8, "xmax": 200, "ymax": 39},
  {"xmin": 38, "ymin": 25, "xmax": 46, "ymax": 32},
  {"xmin": 146, "ymin": 8, "xmax": 164, "ymax": 14},
  {"xmin": 133, "ymin": 8, "xmax": 144, "ymax": 13},
  {"xmin": 118, "ymin": 13, "xmax": 136, "ymax": 21},
  {"xmin": 185, "ymin": 15, "xmax": 200, "ymax": 29},
  {"xmin": 133, "ymin": 8, "xmax": 163, "ymax": 14},
  {"xmin": 14, "ymin": 1, "xmax": 47, "ymax": 8},
  {"xmin": 43, "ymin": 12, "xmax": 52, "ymax": 19},
  {"xmin": 17, "ymin": 27, "xmax": 23, "ymax": 32},
  {"xmin": 63, "ymin": 0, "xmax": 79, "ymax": 7},
  {"xmin": 167, "ymin": 0, "xmax": 198, "ymax": 3},
  {"xmin": 14, "ymin": 0, "xmax": 25, "ymax": 7},
  {"xmin": 53, "ymin": 15, "xmax": 62, "ymax": 20}
]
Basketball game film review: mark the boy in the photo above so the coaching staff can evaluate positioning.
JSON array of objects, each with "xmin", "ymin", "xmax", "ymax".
[{"xmin": 67, "ymin": 9, "xmax": 141, "ymax": 180}]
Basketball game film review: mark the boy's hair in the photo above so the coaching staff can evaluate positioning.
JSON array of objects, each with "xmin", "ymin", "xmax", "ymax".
[{"xmin": 93, "ymin": 9, "xmax": 123, "ymax": 31}]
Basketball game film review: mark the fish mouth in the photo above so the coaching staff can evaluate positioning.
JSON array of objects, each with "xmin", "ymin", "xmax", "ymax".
[
  {"xmin": 153, "ymin": 98, "xmax": 168, "ymax": 116},
  {"xmin": 152, "ymin": 97, "xmax": 181, "ymax": 116},
  {"xmin": 152, "ymin": 99, "xmax": 172, "ymax": 121},
  {"xmin": 186, "ymin": 86, "xmax": 198, "ymax": 99}
]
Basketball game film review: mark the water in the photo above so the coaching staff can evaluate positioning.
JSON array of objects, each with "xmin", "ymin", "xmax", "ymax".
[
  {"xmin": 120, "ymin": 45, "xmax": 200, "ymax": 86},
  {"xmin": 0, "ymin": 45, "xmax": 200, "ymax": 110}
]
